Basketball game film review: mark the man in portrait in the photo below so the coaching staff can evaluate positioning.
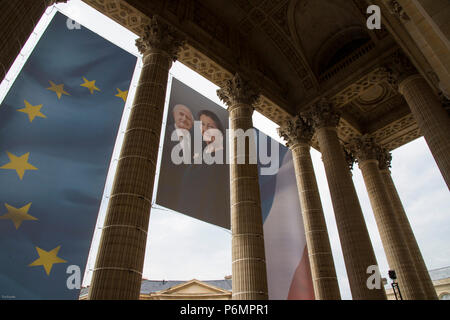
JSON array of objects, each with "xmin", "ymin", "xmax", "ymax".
[{"xmin": 157, "ymin": 103, "xmax": 194, "ymax": 210}]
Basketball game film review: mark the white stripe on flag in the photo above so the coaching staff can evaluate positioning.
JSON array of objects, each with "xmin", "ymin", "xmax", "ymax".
[{"xmin": 263, "ymin": 151, "xmax": 309, "ymax": 300}]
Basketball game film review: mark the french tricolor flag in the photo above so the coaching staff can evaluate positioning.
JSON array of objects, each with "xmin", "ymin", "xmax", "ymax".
[{"xmin": 259, "ymin": 145, "xmax": 315, "ymax": 300}]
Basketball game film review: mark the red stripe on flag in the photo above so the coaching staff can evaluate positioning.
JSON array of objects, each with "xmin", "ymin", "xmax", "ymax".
[{"xmin": 287, "ymin": 246, "xmax": 315, "ymax": 300}]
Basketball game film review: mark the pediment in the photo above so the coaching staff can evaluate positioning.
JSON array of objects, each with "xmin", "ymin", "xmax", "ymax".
[{"xmin": 158, "ymin": 280, "xmax": 230, "ymax": 295}]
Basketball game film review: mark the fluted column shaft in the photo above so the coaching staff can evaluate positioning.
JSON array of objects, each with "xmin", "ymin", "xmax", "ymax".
[
  {"xmin": 358, "ymin": 157, "xmax": 425, "ymax": 299},
  {"xmin": 218, "ymin": 74, "xmax": 268, "ymax": 300},
  {"xmin": 278, "ymin": 116, "xmax": 340, "ymax": 300},
  {"xmin": 0, "ymin": 1, "xmax": 65, "ymax": 80},
  {"xmin": 380, "ymin": 168, "xmax": 438, "ymax": 299},
  {"xmin": 315, "ymin": 128, "xmax": 385, "ymax": 299},
  {"xmin": 291, "ymin": 142, "xmax": 341, "ymax": 299},
  {"xmin": 309, "ymin": 100, "xmax": 386, "ymax": 300},
  {"xmin": 88, "ymin": 18, "xmax": 183, "ymax": 300},
  {"xmin": 399, "ymin": 75, "xmax": 450, "ymax": 189}
]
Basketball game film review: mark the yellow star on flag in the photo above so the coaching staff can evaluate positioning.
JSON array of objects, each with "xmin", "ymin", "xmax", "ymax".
[
  {"xmin": 17, "ymin": 100, "xmax": 47, "ymax": 123},
  {"xmin": 29, "ymin": 246, "xmax": 67, "ymax": 276},
  {"xmin": 0, "ymin": 203, "xmax": 37, "ymax": 230},
  {"xmin": 0, "ymin": 151, "xmax": 38, "ymax": 180},
  {"xmin": 80, "ymin": 77, "xmax": 100, "ymax": 94},
  {"xmin": 46, "ymin": 80, "xmax": 70, "ymax": 99},
  {"xmin": 115, "ymin": 88, "xmax": 128, "ymax": 102}
]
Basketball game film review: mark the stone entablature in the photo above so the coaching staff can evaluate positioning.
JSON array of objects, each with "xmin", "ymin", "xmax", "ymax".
[{"xmin": 79, "ymin": 0, "xmax": 435, "ymax": 153}]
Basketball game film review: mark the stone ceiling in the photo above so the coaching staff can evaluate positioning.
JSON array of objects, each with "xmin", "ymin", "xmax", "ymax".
[{"xmin": 81, "ymin": 0, "xmax": 423, "ymax": 151}]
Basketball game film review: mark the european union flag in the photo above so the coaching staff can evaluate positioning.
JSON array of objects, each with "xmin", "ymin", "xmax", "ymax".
[{"xmin": 0, "ymin": 12, "xmax": 137, "ymax": 299}]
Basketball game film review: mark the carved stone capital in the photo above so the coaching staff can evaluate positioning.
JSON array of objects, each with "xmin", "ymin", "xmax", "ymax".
[
  {"xmin": 278, "ymin": 115, "xmax": 314, "ymax": 148},
  {"xmin": 308, "ymin": 98, "xmax": 341, "ymax": 130},
  {"xmin": 135, "ymin": 16, "xmax": 185, "ymax": 60},
  {"xmin": 385, "ymin": 50, "xmax": 418, "ymax": 87},
  {"xmin": 343, "ymin": 145, "xmax": 356, "ymax": 171},
  {"xmin": 217, "ymin": 73, "xmax": 260, "ymax": 108},
  {"xmin": 351, "ymin": 135, "xmax": 383, "ymax": 163},
  {"xmin": 378, "ymin": 148, "xmax": 392, "ymax": 171},
  {"xmin": 385, "ymin": 0, "xmax": 410, "ymax": 21}
]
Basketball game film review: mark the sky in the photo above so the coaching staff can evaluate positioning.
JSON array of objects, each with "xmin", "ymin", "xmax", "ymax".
[{"xmin": 1, "ymin": 0, "xmax": 448, "ymax": 300}]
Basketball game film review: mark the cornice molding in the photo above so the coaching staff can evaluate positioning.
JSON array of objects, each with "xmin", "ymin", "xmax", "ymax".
[
  {"xmin": 81, "ymin": 0, "xmax": 424, "ymax": 152},
  {"xmin": 330, "ymin": 67, "xmax": 390, "ymax": 107}
]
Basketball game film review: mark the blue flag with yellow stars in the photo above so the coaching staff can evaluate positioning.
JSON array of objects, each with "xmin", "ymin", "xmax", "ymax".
[{"xmin": 0, "ymin": 12, "xmax": 137, "ymax": 299}]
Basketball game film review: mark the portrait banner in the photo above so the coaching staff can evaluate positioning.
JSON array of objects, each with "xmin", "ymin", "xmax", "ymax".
[{"xmin": 156, "ymin": 77, "xmax": 314, "ymax": 299}]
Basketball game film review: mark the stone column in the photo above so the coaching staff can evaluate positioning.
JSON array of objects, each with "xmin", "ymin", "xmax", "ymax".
[
  {"xmin": 0, "ymin": 1, "xmax": 67, "ymax": 80},
  {"xmin": 217, "ymin": 74, "xmax": 268, "ymax": 300},
  {"xmin": 388, "ymin": 51, "xmax": 450, "ymax": 189},
  {"xmin": 88, "ymin": 17, "xmax": 184, "ymax": 300},
  {"xmin": 385, "ymin": 0, "xmax": 450, "ymax": 96},
  {"xmin": 308, "ymin": 99, "xmax": 386, "ymax": 300},
  {"xmin": 352, "ymin": 135, "xmax": 426, "ymax": 300},
  {"xmin": 399, "ymin": 75, "xmax": 450, "ymax": 189},
  {"xmin": 378, "ymin": 150, "xmax": 438, "ymax": 299},
  {"xmin": 278, "ymin": 116, "xmax": 341, "ymax": 300}
]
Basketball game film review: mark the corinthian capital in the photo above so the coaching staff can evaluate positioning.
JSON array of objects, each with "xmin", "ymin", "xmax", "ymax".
[
  {"xmin": 217, "ymin": 73, "xmax": 260, "ymax": 108},
  {"xmin": 308, "ymin": 98, "xmax": 341, "ymax": 130},
  {"xmin": 343, "ymin": 145, "xmax": 356, "ymax": 171},
  {"xmin": 136, "ymin": 16, "xmax": 185, "ymax": 60},
  {"xmin": 351, "ymin": 135, "xmax": 383, "ymax": 163},
  {"xmin": 278, "ymin": 115, "xmax": 314, "ymax": 148},
  {"xmin": 378, "ymin": 148, "xmax": 392, "ymax": 170},
  {"xmin": 385, "ymin": 0, "xmax": 410, "ymax": 20},
  {"xmin": 385, "ymin": 50, "xmax": 418, "ymax": 87}
]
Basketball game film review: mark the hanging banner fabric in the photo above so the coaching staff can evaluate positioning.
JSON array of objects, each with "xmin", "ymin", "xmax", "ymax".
[
  {"xmin": 156, "ymin": 78, "xmax": 315, "ymax": 299},
  {"xmin": 0, "ymin": 12, "xmax": 137, "ymax": 299}
]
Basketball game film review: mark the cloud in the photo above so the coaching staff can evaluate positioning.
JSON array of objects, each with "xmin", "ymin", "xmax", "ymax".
[
  {"xmin": 64, "ymin": 0, "xmax": 449, "ymax": 298},
  {"xmin": 143, "ymin": 208, "xmax": 231, "ymax": 281},
  {"xmin": 311, "ymin": 137, "xmax": 450, "ymax": 299}
]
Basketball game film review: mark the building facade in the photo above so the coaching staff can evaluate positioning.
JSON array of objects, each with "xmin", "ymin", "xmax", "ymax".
[
  {"xmin": 80, "ymin": 279, "xmax": 232, "ymax": 300},
  {"xmin": 1, "ymin": 0, "xmax": 449, "ymax": 300},
  {"xmin": 386, "ymin": 267, "xmax": 450, "ymax": 300},
  {"xmin": 80, "ymin": 267, "xmax": 450, "ymax": 300}
]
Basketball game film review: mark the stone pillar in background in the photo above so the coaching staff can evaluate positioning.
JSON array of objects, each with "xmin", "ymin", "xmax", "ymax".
[
  {"xmin": 0, "ymin": 1, "xmax": 67, "ymax": 80},
  {"xmin": 385, "ymin": 0, "xmax": 450, "ymax": 96},
  {"xmin": 308, "ymin": 99, "xmax": 386, "ymax": 300},
  {"xmin": 217, "ymin": 73, "xmax": 268, "ymax": 300},
  {"xmin": 278, "ymin": 116, "xmax": 341, "ymax": 300},
  {"xmin": 352, "ymin": 135, "xmax": 425, "ymax": 300},
  {"xmin": 88, "ymin": 17, "xmax": 184, "ymax": 300},
  {"xmin": 399, "ymin": 75, "xmax": 450, "ymax": 189},
  {"xmin": 388, "ymin": 51, "xmax": 450, "ymax": 189},
  {"xmin": 378, "ymin": 149, "xmax": 438, "ymax": 299}
]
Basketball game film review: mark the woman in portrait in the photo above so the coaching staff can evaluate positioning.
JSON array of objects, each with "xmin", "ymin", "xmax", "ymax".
[
  {"xmin": 179, "ymin": 109, "xmax": 230, "ymax": 229},
  {"xmin": 198, "ymin": 109, "xmax": 225, "ymax": 157}
]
